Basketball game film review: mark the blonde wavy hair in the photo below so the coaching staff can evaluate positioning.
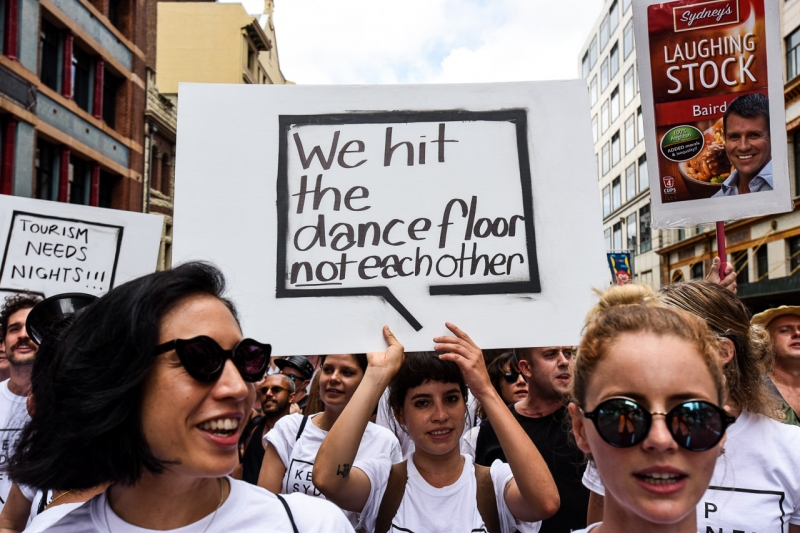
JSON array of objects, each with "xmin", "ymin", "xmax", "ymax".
[
  {"xmin": 658, "ymin": 280, "xmax": 781, "ymax": 419},
  {"xmin": 574, "ymin": 284, "xmax": 727, "ymax": 409}
]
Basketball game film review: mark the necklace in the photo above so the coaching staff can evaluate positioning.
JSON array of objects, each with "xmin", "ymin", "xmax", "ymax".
[
  {"xmin": 104, "ymin": 478, "xmax": 224, "ymax": 533},
  {"xmin": 45, "ymin": 490, "xmax": 72, "ymax": 510}
]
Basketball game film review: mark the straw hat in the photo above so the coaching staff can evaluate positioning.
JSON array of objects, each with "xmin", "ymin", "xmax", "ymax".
[{"xmin": 751, "ymin": 305, "xmax": 800, "ymax": 327}]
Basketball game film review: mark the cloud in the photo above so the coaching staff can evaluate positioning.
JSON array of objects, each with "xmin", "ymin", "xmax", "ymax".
[{"xmin": 221, "ymin": 0, "xmax": 602, "ymax": 84}]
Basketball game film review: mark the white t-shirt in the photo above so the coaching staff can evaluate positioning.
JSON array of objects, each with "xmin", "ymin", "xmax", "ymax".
[
  {"xmin": 22, "ymin": 501, "xmax": 82, "ymax": 533},
  {"xmin": 36, "ymin": 477, "xmax": 354, "ymax": 532},
  {"xmin": 582, "ymin": 410, "xmax": 800, "ymax": 532},
  {"xmin": 376, "ymin": 389, "xmax": 481, "ymax": 459},
  {"xmin": 357, "ymin": 454, "xmax": 541, "ymax": 533},
  {"xmin": 0, "ymin": 379, "xmax": 30, "ymax": 511},
  {"xmin": 265, "ymin": 413, "xmax": 402, "ymax": 527}
]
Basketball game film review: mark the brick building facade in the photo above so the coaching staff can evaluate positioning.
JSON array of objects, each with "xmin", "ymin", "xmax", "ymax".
[{"xmin": 0, "ymin": 0, "xmax": 147, "ymax": 211}]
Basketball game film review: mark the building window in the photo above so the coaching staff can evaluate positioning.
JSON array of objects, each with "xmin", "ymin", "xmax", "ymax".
[
  {"xmin": 600, "ymin": 14, "xmax": 609, "ymax": 51},
  {"xmin": 589, "ymin": 36, "xmax": 598, "ymax": 68},
  {"xmin": 623, "ymin": 19, "xmax": 634, "ymax": 59},
  {"xmin": 625, "ymin": 114, "xmax": 635, "ymax": 153},
  {"xmin": 691, "ymin": 262, "xmax": 704, "ymax": 279},
  {"xmin": 638, "ymin": 154, "xmax": 648, "ymax": 191},
  {"xmin": 639, "ymin": 204, "xmax": 651, "ymax": 253},
  {"xmin": 99, "ymin": 170, "xmax": 116, "ymax": 208},
  {"xmin": 161, "ymin": 155, "xmax": 172, "ymax": 196},
  {"xmin": 623, "ymin": 0, "xmax": 632, "ymax": 13},
  {"xmin": 590, "ymin": 75, "xmax": 598, "ymax": 106},
  {"xmin": 789, "ymin": 236, "xmax": 800, "ymax": 275},
  {"xmin": 794, "ymin": 132, "xmax": 800, "ymax": 196},
  {"xmin": 592, "ymin": 115, "xmax": 598, "ymax": 143},
  {"xmin": 602, "ymin": 142, "xmax": 610, "ymax": 175},
  {"xmin": 72, "ymin": 45, "xmax": 93, "ymax": 113},
  {"xmin": 603, "ymin": 185, "xmax": 611, "ymax": 217},
  {"xmin": 35, "ymin": 139, "xmax": 57, "ymax": 201},
  {"xmin": 788, "ymin": 27, "xmax": 800, "ymax": 81},
  {"xmin": 611, "ymin": 86, "xmax": 620, "ymax": 122},
  {"xmin": 611, "ymin": 131, "xmax": 620, "ymax": 167},
  {"xmin": 609, "ymin": 1, "xmax": 619, "ymax": 33},
  {"xmin": 610, "ymin": 42, "xmax": 620, "ymax": 78},
  {"xmin": 678, "ymin": 228, "xmax": 686, "ymax": 241},
  {"xmin": 612, "ymin": 176, "xmax": 621, "ymax": 211},
  {"xmin": 69, "ymin": 155, "xmax": 90, "ymax": 205},
  {"xmin": 625, "ymin": 163, "xmax": 636, "ymax": 200},
  {"xmin": 102, "ymin": 69, "xmax": 118, "ymax": 128},
  {"xmin": 582, "ymin": 52, "xmax": 590, "ymax": 78},
  {"xmin": 613, "ymin": 221, "xmax": 623, "ymax": 250},
  {"xmin": 108, "ymin": 1, "xmax": 121, "ymax": 29},
  {"xmin": 605, "ymin": 228, "xmax": 612, "ymax": 251},
  {"xmin": 756, "ymin": 246, "xmax": 768, "ymax": 280},
  {"xmin": 40, "ymin": 18, "xmax": 61, "ymax": 92},
  {"xmin": 733, "ymin": 250, "xmax": 749, "ymax": 285},
  {"xmin": 627, "ymin": 214, "xmax": 637, "ymax": 252},
  {"xmin": 601, "ymin": 100, "xmax": 610, "ymax": 133},
  {"xmin": 637, "ymin": 107, "xmax": 644, "ymax": 141},
  {"xmin": 600, "ymin": 57, "xmax": 609, "ymax": 92},
  {"xmin": 624, "ymin": 66, "xmax": 635, "ymax": 105}
]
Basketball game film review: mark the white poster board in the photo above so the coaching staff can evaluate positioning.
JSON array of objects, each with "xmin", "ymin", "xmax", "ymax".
[
  {"xmin": 633, "ymin": 0, "xmax": 792, "ymax": 228},
  {"xmin": 0, "ymin": 196, "xmax": 164, "ymax": 298},
  {"xmin": 173, "ymin": 82, "xmax": 607, "ymax": 354}
]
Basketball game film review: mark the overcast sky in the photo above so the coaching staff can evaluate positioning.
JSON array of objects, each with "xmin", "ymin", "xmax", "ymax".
[{"xmin": 219, "ymin": 0, "xmax": 602, "ymax": 85}]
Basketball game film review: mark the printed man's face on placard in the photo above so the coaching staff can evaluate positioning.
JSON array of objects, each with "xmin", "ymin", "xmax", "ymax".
[{"xmin": 724, "ymin": 113, "xmax": 771, "ymax": 184}]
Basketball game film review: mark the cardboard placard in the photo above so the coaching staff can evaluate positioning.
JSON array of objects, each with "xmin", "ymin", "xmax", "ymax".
[
  {"xmin": 633, "ymin": 0, "xmax": 792, "ymax": 228},
  {"xmin": 173, "ymin": 82, "xmax": 607, "ymax": 354},
  {"xmin": 0, "ymin": 196, "xmax": 164, "ymax": 298}
]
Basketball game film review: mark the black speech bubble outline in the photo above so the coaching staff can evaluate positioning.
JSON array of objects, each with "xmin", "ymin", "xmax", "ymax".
[
  {"xmin": 0, "ymin": 211, "xmax": 124, "ymax": 293},
  {"xmin": 275, "ymin": 110, "xmax": 541, "ymax": 332}
]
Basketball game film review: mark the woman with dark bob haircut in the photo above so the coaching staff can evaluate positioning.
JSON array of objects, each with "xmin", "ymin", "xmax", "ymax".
[
  {"xmin": 9, "ymin": 262, "xmax": 353, "ymax": 532},
  {"xmin": 311, "ymin": 324, "xmax": 560, "ymax": 533}
]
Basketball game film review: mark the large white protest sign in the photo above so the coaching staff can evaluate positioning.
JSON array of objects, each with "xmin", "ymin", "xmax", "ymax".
[
  {"xmin": 173, "ymin": 82, "xmax": 607, "ymax": 354},
  {"xmin": 633, "ymin": 0, "xmax": 792, "ymax": 228},
  {"xmin": 0, "ymin": 195, "xmax": 164, "ymax": 298}
]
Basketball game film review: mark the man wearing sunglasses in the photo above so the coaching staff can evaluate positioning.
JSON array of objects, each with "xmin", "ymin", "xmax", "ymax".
[
  {"xmin": 275, "ymin": 356, "xmax": 314, "ymax": 413},
  {"xmin": 475, "ymin": 346, "xmax": 589, "ymax": 533},
  {"xmin": 239, "ymin": 374, "xmax": 295, "ymax": 484}
]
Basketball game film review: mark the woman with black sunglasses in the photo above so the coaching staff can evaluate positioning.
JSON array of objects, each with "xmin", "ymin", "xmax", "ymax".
[
  {"xmin": 569, "ymin": 284, "xmax": 731, "ymax": 533},
  {"xmin": 583, "ymin": 281, "xmax": 800, "ymax": 533},
  {"xmin": 487, "ymin": 351, "xmax": 527, "ymax": 405},
  {"xmin": 8, "ymin": 263, "xmax": 353, "ymax": 532}
]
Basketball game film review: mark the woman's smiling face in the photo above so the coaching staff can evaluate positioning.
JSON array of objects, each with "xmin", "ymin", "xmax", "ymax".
[
  {"xmin": 571, "ymin": 331, "xmax": 724, "ymax": 526},
  {"xmin": 140, "ymin": 294, "xmax": 255, "ymax": 478}
]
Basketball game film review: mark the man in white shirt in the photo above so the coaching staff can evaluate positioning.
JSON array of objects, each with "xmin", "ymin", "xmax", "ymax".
[
  {"xmin": 0, "ymin": 293, "xmax": 41, "ymax": 510},
  {"xmin": 713, "ymin": 93, "xmax": 773, "ymax": 197}
]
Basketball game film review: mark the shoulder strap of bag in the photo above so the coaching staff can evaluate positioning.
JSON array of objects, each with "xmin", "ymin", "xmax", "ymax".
[
  {"xmin": 374, "ymin": 460, "xmax": 408, "ymax": 533},
  {"xmin": 295, "ymin": 415, "xmax": 309, "ymax": 442},
  {"xmin": 275, "ymin": 494, "xmax": 300, "ymax": 533},
  {"xmin": 474, "ymin": 464, "xmax": 501, "ymax": 533}
]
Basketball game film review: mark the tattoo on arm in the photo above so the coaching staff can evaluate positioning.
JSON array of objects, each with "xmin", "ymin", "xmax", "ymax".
[{"xmin": 336, "ymin": 463, "xmax": 351, "ymax": 478}]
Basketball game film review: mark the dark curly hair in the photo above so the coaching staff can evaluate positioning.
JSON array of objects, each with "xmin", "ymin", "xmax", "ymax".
[
  {"xmin": 8, "ymin": 262, "xmax": 238, "ymax": 491},
  {"xmin": 0, "ymin": 292, "xmax": 42, "ymax": 341}
]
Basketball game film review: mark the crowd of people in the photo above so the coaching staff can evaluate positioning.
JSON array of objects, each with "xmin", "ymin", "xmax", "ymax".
[{"xmin": 0, "ymin": 258, "xmax": 795, "ymax": 532}]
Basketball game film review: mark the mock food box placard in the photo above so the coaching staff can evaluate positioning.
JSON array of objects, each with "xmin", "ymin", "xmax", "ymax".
[{"xmin": 633, "ymin": 0, "xmax": 791, "ymax": 227}]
